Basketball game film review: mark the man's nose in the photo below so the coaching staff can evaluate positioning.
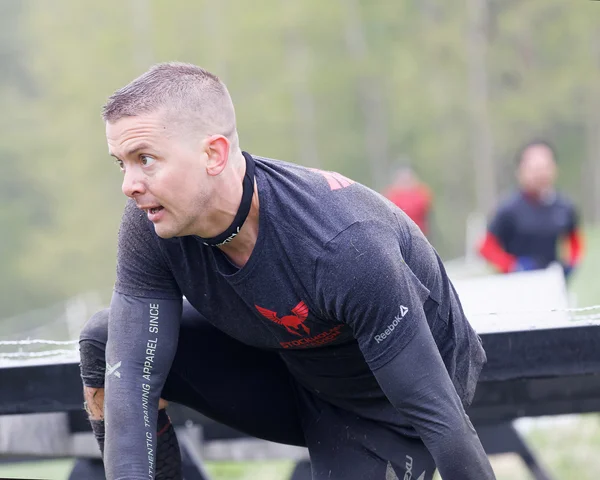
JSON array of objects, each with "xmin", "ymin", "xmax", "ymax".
[{"xmin": 122, "ymin": 168, "xmax": 146, "ymax": 198}]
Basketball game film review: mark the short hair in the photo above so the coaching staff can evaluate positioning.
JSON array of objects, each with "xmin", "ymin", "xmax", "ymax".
[
  {"xmin": 515, "ymin": 139, "xmax": 556, "ymax": 166},
  {"xmin": 102, "ymin": 62, "xmax": 238, "ymax": 147}
]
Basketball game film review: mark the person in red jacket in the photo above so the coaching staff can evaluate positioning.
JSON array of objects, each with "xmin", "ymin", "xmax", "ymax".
[
  {"xmin": 478, "ymin": 140, "xmax": 583, "ymax": 280},
  {"xmin": 383, "ymin": 166, "xmax": 433, "ymax": 237}
]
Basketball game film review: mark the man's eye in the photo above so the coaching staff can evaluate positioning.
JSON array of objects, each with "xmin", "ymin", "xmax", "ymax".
[
  {"xmin": 114, "ymin": 159, "xmax": 125, "ymax": 171},
  {"xmin": 140, "ymin": 155, "xmax": 156, "ymax": 166}
]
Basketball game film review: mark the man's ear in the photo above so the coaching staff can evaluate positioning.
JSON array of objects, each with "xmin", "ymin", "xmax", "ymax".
[{"xmin": 205, "ymin": 135, "xmax": 231, "ymax": 176}]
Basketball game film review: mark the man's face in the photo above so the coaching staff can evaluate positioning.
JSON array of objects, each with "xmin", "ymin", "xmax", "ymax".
[
  {"xmin": 517, "ymin": 145, "xmax": 557, "ymax": 195},
  {"xmin": 106, "ymin": 111, "xmax": 211, "ymax": 238}
]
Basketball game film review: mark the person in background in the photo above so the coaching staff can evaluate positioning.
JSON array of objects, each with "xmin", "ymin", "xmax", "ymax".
[
  {"xmin": 383, "ymin": 165, "xmax": 433, "ymax": 237},
  {"xmin": 478, "ymin": 140, "xmax": 583, "ymax": 280}
]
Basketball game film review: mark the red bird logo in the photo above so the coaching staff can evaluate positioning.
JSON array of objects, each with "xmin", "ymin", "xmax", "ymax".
[{"xmin": 255, "ymin": 301, "xmax": 311, "ymax": 337}]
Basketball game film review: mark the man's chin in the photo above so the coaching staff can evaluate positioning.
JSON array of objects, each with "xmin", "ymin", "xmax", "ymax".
[{"xmin": 153, "ymin": 224, "xmax": 178, "ymax": 239}]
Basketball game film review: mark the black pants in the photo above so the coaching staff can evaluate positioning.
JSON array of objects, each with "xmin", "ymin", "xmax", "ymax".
[{"xmin": 79, "ymin": 301, "xmax": 436, "ymax": 480}]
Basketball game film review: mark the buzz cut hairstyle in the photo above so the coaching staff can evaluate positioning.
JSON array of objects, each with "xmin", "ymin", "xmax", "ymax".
[{"xmin": 102, "ymin": 62, "xmax": 238, "ymax": 147}]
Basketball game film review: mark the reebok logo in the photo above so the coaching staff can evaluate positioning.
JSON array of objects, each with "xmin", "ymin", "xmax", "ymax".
[
  {"xmin": 375, "ymin": 306, "xmax": 409, "ymax": 344},
  {"xmin": 106, "ymin": 361, "xmax": 122, "ymax": 378}
]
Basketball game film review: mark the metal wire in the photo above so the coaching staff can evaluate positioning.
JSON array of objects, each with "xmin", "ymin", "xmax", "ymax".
[
  {"xmin": 1, "ymin": 304, "xmax": 600, "ymax": 362},
  {"xmin": 0, "ymin": 339, "xmax": 78, "ymax": 346}
]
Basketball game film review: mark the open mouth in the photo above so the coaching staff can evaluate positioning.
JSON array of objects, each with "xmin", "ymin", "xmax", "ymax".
[{"xmin": 149, "ymin": 206, "xmax": 163, "ymax": 214}]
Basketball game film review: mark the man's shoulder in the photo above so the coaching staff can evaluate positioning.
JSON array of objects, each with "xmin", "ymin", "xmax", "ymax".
[
  {"xmin": 494, "ymin": 191, "xmax": 523, "ymax": 214},
  {"xmin": 253, "ymin": 154, "xmax": 359, "ymax": 192},
  {"xmin": 320, "ymin": 219, "xmax": 404, "ymax": 261},
  {"xmin": 503, "ymin": 190, "xmax": 523, "ymax": 206},
  {"xmin": 253, "ymin": 154, "xmax": 297, "ymax": 169},
  {"xmin": 115, "ymin": 199, "xmax": 181, "ymax": 297},
  {"xmin": 119, "ymin": 200, "xmax": 153, "ymax": 238},
  {"xmin": 117, "ymin": 199, "xmax": 166, "ymax": 258},
  {"xmin": 252, "ymin": 154, "xmax": 309, "ymax": 178},
  {"xmin": 252, "ymin": 153, "xmax": 407, "ymax": 253},
  {"xmin": 120, "ymin": 198, "xmax": 148, "ymax": 223},
  {"xmin": 553, "ymin": 191, "xmax": 576, "ymax": 210}
]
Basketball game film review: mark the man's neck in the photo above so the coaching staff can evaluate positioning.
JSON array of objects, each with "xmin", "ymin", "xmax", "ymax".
[
  {"xmin": 218, "ymin": 183, "xmax": 260, "ymax": 268},
  {"xmin": 192, "ymin": 150, "xmax": 252, "ymax": 245},
  {"xmin": 522, "ymin": 188, "xmax": 555, "ymax": 204}
]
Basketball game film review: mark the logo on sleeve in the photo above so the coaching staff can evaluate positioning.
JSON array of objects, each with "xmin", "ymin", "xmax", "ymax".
[
  {"xmin": 386, "ymin": 458, "xmax": 426, "ymax": 480},
  {"xmin": 310, "ymin": 168, "xmax": 355, "ymax": 191},
  {"xmin": 106, "ymin": 361, "xmax": 122, "ymax": 378},
  {"xmin": 375, "ymin": 306, "xmax": 409, "ymax": 344}
]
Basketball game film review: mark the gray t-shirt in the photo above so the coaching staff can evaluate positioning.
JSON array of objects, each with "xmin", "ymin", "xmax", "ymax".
[{"xmin": 114, "ymin": 154, "xmax": 485, "ymax": 428}]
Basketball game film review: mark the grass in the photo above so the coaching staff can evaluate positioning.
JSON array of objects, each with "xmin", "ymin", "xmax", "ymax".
[
  {"xmin": 1, "ymin": 227, "xmax": 599, "ymax": 479},
  {"xmin": 0, "ymin": 459, "xmax": 296, "ymax": 480},
  {"xmin": 0, "ymin": 460, "xmax": 73, "ymax": 480},
  {"xmin": 568, "ymin": 225, "xmax": 600, "ymax": 307},
  {"xmin": 3, "ymin": 424, "xmax": 600, "ymax": 480}
]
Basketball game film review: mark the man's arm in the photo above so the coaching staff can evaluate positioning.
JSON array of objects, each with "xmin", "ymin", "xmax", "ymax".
[
  {"xmin": 316, "ymin": 220, "xmax": 495, "ymax": 479},
  {"xmin": 104, "ymin": 292, "xmax": 181, "ymax": 480},
  {"xmin": 372, "ymin": 312, "xmax": 494, "ymax": 479},
  {"xmin": 562, "ymin": 206, "xmax": 584, "ymax": 278},
  {"xmin": 478, "ymin": 231, "xmax": 518, "ymax": 273},
  {"xmin": 478, "ymin": 204, "xmax": 533, "ymax": 273},
  {"xmin": 104, "ymin": 200, "xmax": 183, "ymax": 479}
]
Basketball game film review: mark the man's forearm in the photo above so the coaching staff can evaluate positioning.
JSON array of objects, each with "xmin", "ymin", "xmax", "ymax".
[
  {"xmin": 478, "ymin": 232, "xmax": 515, "ymax": 273},
  {"xmin": 104, "ymin": 292, "xmax": 181, "ymax": 479},
  {"xmin": 426, "ymin": 419, "xmax": 494, "ymax": 480},
  {"xmin": 372, "ymin": 315, "xmax": 495, "ymax": 479}
]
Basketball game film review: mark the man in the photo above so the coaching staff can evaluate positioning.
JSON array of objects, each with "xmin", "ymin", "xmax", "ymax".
[
  {"xmin": 79, "ymin": 62, "xmax": 495, "ymax": 480},
  {"xmin": 478, "ymin": 140, "xmax": 583, "ymax": 279},
  {"xmin": 382, "ymin": 165, "xmax": 433, "ymax": 237}
]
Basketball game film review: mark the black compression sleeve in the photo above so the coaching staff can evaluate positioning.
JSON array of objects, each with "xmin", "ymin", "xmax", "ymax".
[
  {"xmin": 104, "ymin": 291, "xmax": 181, "ymax": 480},
  {"xmin": 372, "ymin": 315, "xmax": 496, "ymax": 480}
]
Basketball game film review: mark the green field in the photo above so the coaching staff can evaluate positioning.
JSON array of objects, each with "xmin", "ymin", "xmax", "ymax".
[
  {"xmin": 567, "ymin": 226, "xmax": 600, "ymax": 309},
  {"xmin": 0, "ymin": 459, "xmax": 296, "ymax": 480},
  {"xmin": 2, "ymin": 415, "xmax": 600, "ymax": 480},
  {"xmin": 1, "ymin": 227, "xmax": 599, "ymax": 479}
]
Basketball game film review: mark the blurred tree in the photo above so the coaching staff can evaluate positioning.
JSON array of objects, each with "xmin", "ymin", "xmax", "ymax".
[
  {"xmin": 487, "ymin": 0, "xmax": 591, "ymax": 198},
  {"xmin": 0, "ymin": 1, "xmax": 57, "ymax": 316},
  {"xmin": 584, "ymin": 22, "xmax": 600, "ymax": 224},
  {"xmin": 1, "ymin": 0, "xmax": 598, "ymax": 316},
  {"xmin": 467, "ymin": 0, "xmax": 495, "ymax": 216},
  {"xmin": 341, "ymin": 0, "xmax": 390, "ymax": 190},
  {"xmin": 281, "ymin": 0, "xmax": 320, "ymax": 168},
  {"xmin": 13, "ymin": 1, "xmax": 133, "ymax": 314}
]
